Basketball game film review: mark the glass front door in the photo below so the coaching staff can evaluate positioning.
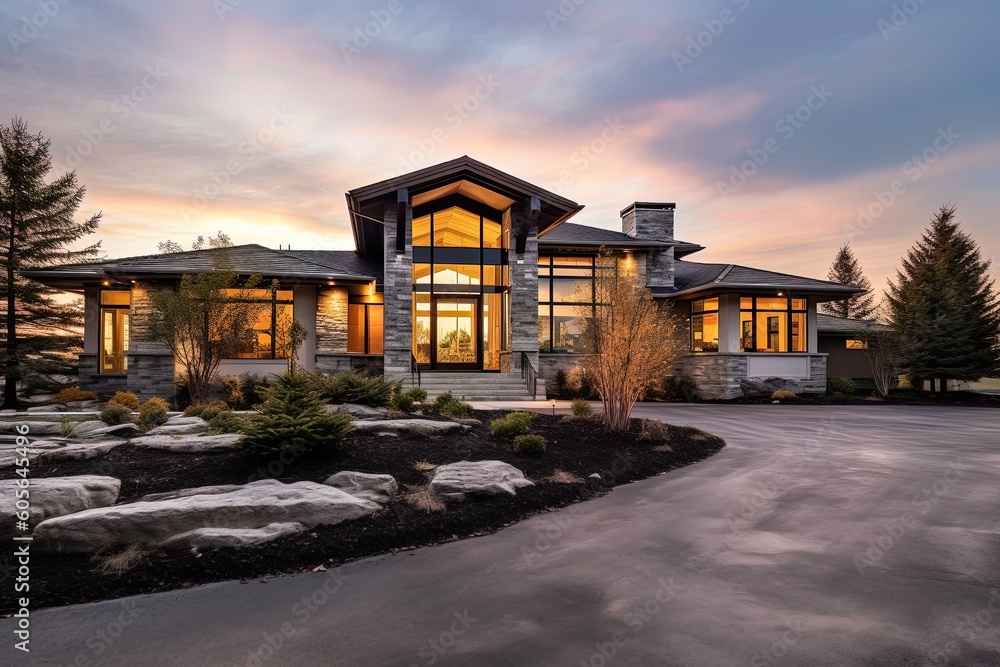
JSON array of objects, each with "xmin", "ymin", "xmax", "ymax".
[{"xmin": 433, "ymin": 297, "xmax": 479, "ymax": 369}]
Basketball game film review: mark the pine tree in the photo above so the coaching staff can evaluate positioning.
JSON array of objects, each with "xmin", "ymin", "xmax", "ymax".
[
  {"xmin": 886, "ymin": 205, "xmax": 1000, "ymax": 391},
  {"xmin": 821, "ymin": 244, "xmax": 876, "ymax": 319},
  {"xmin": 0, "ymin": 118, "xmax": 102, "ymax": 408}
]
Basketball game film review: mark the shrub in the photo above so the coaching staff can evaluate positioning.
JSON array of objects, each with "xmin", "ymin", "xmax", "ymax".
[
  {"xmin": 570, "ymin": 399, "xmax": 592, "ymax": 417},
  {"xmin": 108, "ymin": 391, "xmax": 141, "ymax": 410},
  {"xmin": 207, "ymin": 410, "xmax": 249, "ymax": 435},
  {"xmin": 658, "ymin": 373, "xmax": 699, "ymax": 402},
  {"xmin": 184, "ymin": 400, "xmax": 230, "ymax": 418},
  {"xmin": 771, "ymin": 390, "xmax": 797, "ymax": 402},
  {"xmin": 239, "ymin": 372, "xmax": 354, "ymax": 459},
  {"xmin": 99, "ymin": 402, "xmax": 133, "ymax": 426},
  {"xmin": 431, "ymin": 391, "xmax": 472, "ymax": 418},
  {"xmin": 490, "ymin": 411, "xmax": 535, "ymax": 438},
  {"xmin": 389, "ymin": 392, "xmax": 415, "ymax": 413},
  {"xmin": 637, "ymin": 418, "xmax": 670, "ymax": 444},
  {"xmin": 827, "ymin": 377, "xmax": 857, "ymax": 395},
  {"xmin": 513, "ymin": 434, "xmax": 547, "ymax": 454},
  {"xmin": 404, "ymin": 387, "xmax": 428, "ymax": 403},
  {"xmin": 54, "ymin": 387, "xmax": 99, "ymax": 405},
  {"xmin": 137, "ymin": 398, "xmax": 170, "ymax": 429},
  {"xmin": 313, "ymin": 371, "xmax": 399, "ymax": 407},
  {"xmin": 553, "ymin": 369, "xmax": 569, "ymax": 399}
]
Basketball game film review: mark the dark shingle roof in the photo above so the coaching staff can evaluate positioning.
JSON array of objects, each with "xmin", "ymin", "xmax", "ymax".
[
  {"xmin": 283, "ymin": 250, "xmax": 383, "ymax": 283},
  {"xmin": 816, "ymin": 314, "xmax": 891, "ymax": 334},
  {"xmin": 539, "ymin": 223, "xmax": 704, "ymax": 258},
  {"xmin": 670, "ymin": 260, "xmax": 862, "ymax": 297}
]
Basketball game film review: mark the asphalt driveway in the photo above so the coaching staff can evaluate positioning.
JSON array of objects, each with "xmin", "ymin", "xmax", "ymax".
[{"xmin": 4, "ymin": 405, "xmax": 999, "ymax": 666}]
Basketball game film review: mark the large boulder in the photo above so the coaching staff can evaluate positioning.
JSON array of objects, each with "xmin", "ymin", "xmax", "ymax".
[
  {"xmin": 323, "ymin": 471, "xmax": 397, "ymax": 505},
  {"xmin": 33, "ymin": 479, "xmax": 380, "ymax": 553},
  {"xmin": 145, "ymin": 418, "xmax": 209, "ymax": 436},
  {"xmin": 140, "ymin": 484, "xmax": 246, "ymax": 502},
  {"xmin": 327, "ymin": 404, "xmax": 389, "ymax": 420},
  {"xmin": 0, "ymin": 421, "xmax": 64, "ymax": 436},
  {"xmin": 161, "ymin": 522, "xmax": 306, "ymax": 549},
  {"xmin": 74, "ymin": 422, "xmax": 141, "ymax": 439},
  {"xmin": 739, "ymin": 377, "xmax": 791, "ymax": 397},
  {"xmin": 352, "ymin": 419, "xmax": 470, "ymax": 437},
  {"xmin": 27, "ymin": 404, "xmax": 66, "ymax": 413},
  {"xmin": 430, "ymin": 460, "xmax": 534, "ymax": 501},
  {"xmin": 0, "ymin": 475, "xmax": 120, "ymax": 536},
  {"xmin": 35, "ymin": 440, "xmax": 127, "ymax": 463},
  {"xmin": 130, "ymin": 433, "xmax": 242, "ymax": 453}
]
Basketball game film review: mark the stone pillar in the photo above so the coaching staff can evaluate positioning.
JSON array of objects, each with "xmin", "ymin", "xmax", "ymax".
[
  {"xmin": 622, "ymin": 202, "xmax": 675, "ymax": 289},
  {"xmin": 508, "ymin": 206, "xmax": 539, "ymax": 371},
  {"xmin": 382, "ymin": 198, "xmax": 413, "ymax": 378},
  {"xmin": 126, "ymin": 282, "xmax": 176, "ymax": 404}
]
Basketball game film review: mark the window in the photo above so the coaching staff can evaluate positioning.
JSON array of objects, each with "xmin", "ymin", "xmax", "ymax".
[
  {"xmin": 691, "ymin": 298, "xmax": 719, "ymax": 352},
  {"xmin": 348, "ymin": 303, "xmax": 384, "ymax": 354},
  {"xmin": 538, "ymin": 256, "xmax": 596, "ymax": 353},
  {"xmin": 100, "ymin": 290, "xmax": 130, "ymax": 374},
  {"xmin": 846, "ymin": 339, "xmax": 868, "ymax": 350},
  {"xmin": 739, "ymin": 297, "xmax": 808, "ymax": 353},
  {"xmin": 219, "ymin": 289, "xmax": 294, "ymax": 359}
]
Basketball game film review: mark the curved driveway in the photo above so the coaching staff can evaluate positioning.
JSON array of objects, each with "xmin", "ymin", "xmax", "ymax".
[{"xmin": 4, "ymin": 405, "xmax": 1000, "ymax": 666}]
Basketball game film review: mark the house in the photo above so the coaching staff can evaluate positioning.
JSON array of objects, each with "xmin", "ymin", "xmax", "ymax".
[
  {"xmin": 816, "ymin": 314, "xmax": 891, "ymax": 388},
  {"xmin": 26, "ymin": 156, "xmax": 863, "ymax": 402}
]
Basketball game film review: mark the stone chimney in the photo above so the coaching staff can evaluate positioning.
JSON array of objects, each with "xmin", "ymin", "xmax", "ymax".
[{"xmin": 621, "ymin": 202, "xmax": 675, "ymax": 241}]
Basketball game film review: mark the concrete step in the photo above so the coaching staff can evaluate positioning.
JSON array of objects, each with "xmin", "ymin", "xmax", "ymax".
[{"xmin": 398, "ymin": 371, "xmax": 544, "ymax": 401}]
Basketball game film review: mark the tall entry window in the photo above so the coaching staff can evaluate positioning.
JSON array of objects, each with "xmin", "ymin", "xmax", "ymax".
[
  {"xmin": 740, "ymin": 296, "xmax": 808, "ymax": 352},
  {"xmin": 412, "ymin": 202, "xmax": 509, "ymax": 370},
  {"xmin": 348, "ymin": 301, "xmax": 384, "ymax": 355},
  {"xmin": 100, "ymin": 290, "xmax": 131, "ymax": 374}
]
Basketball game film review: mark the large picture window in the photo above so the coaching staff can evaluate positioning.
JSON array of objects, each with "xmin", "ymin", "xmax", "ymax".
[
  {"xmin": 348, "ymin": 302, "xmax": 384, "ymax": 355},
  {"xmin": 691, "ymin": 298, "xmax": 719, "ymax": 352},
  {"xmin": 739, "ymin": 296, "xmax": 808, "ymax": 352},
  {"xmin": 538, "ymin": 256, "xmax": 595, "ymax": 353},
  {"xmin": 219, "ymin": 289, "xmax": 294, "ymax": 359},
  {"xmin": 100, "ymin": 290, "xmax": 131, "ymax": 374}
]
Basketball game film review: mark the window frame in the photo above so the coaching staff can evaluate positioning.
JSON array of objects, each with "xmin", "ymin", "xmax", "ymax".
[
  {"xmin": 538, "ymin": 255, "xmax": 597, "ymax": 354},
  {"xmin": 348, "ymin": 301, "xmax": 385, "ymax": 355},
  {"xmin": 99, "ymin": 290, "xmax": 131, "ymax": 375},
  {"xmin": 738, "ymin": 296, "xmax": 809, "ymax": 353},
  {"xmin": 218, "ymin": 288, "xmax": 295, "ymax": 360},
  {"xmin": 690, "ymin": 298, "xmax": 720, "ymax": 352}
]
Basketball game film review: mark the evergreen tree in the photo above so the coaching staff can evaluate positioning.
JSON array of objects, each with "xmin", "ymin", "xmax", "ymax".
[
  {"xmin": 0, "ymin": 118, "xmax": 102, "ymax": 408},
  {"xmin": 886, "ymin": 205, "xmax": 1000, "ymax": 391},
  {"xmin": 821, "ymin": 243, "xmax": 876, "ymax": 319}
]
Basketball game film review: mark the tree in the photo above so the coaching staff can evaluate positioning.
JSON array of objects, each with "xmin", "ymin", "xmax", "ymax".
[
  {"xmin": 860, "ymin": 305, "xmax": 904, "ymax": 398},
  {"xmin": 821, "ymin": 243, "xmax": 876, "ymax": 320},
  {"xmin": 159, "ymin": 231, "xmax": 232, "ymax": 254},
  {"xmin": 578, "ymin": 251, "xmax": 684, "ymax": 431},
  {"xmin": 0, "ymin": 118, "xmax": 102, "ymax": 408},
  {"xmin": 142, "ymin": 270, "xmax": 273, "ymax": 405},
  {"xmin": 886, "ymin": 205, "xmax": 1000, "ymax": 391}
]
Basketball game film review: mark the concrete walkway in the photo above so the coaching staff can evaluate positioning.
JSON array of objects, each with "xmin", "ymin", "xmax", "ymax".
[{"xmin": 3, "ymin": 405, "xmax": 999, "ymax": 666}]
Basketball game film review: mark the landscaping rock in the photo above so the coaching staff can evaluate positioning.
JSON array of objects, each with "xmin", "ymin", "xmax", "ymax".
[
  {"xmin": 453, "ymin": 418, "xmax": 482, "ymax": 426},
  {"xmin": 35, "ymin": 440, "xmax": 127, "ymax": 462},
  {"xmin": 739, "ymin": 377, "xmax": 791, "ymax": 397},
  {"xmin": 130, "ymin": 433, "xmax": 243, "ymax": 453},
  {"xmin": 327, "ymin": 404, "xmax": 389, "ymax": 420},
  {"xmin": 27, "ymin": 404, "xmax": 65, "ymax": 413},
  {"xmin": 140, "ymin": 484, "xmax": 247, "ymax": 502},
  {"xmin": 323, "ymin": 471, "xmax": 397, "ymax": 505},
  {"xmin": 0, "ymin": 421, "xmax": 64, "ymax": 436},
  {"xmin": 32, "ymin": 479, "xmax": 380, "ymax": 553},
  {"xmin": 0, "ymin": 475, "xmax": 120, "ymax": 535},
  {"xmin": 65, "ymin": 400, "xmax": 103, "ymax": 410},
  {"xmin": 352, "ymin": 419, "xmax": 470, "ymax": 436},
  {"xmin": 164, "ymin": 415, "xmax": 210, "ymax": 426},
  {"xmin": 430, "ymin": 460, "xmax": 533, "ymax": 501},
  {"xmin": 161, "ymin": 522, "xmax": 306, "ymax": 549},
  {"xmin": 74, "ymin": 422, "xmax": 141, "ymax": 439},
  {"xmin": 146, "ymin": 418, "xmax": 209, "ymax": 436}
]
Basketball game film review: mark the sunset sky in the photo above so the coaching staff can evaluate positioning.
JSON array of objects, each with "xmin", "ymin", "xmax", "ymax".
[{"xmin": 2, "ymin": 0, "xmax": 997, "ymax": 295}]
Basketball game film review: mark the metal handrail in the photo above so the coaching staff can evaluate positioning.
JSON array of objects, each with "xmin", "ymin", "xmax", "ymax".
[
  {"xmin": 410, "ymin": 352, "xmax": 421, "ymax": 387},
  {"xmin": 520, "ymin": 351, "xmax": 537, "ymax": 400}
]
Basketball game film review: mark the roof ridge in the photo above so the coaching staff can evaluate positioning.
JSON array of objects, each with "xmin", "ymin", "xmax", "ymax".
[
  {"xmin": 105, "ymin": 243, "xmax": 271, "ymax": 266},
  {"xmin": 715, "ymin": 264, "xmax": 736, "ymax": 282},
  {"xmin": 268, "ymin": 246, "xmax": 374, "ymax": 278}
]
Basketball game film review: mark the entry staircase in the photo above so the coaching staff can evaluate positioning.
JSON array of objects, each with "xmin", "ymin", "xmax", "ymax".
[{"xmin": 402, "ymin": 371, "xmax": 545, "ymax": 402}]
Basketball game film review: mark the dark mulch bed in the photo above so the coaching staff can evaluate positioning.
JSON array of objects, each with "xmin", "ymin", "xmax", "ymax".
[
  {"xmin": 0, "ymin": 411, "xmax": 724, "ymax": 612},
  {"xmin": 725, "ymin": 389, "xmax": 1000, "ymax": 408}
]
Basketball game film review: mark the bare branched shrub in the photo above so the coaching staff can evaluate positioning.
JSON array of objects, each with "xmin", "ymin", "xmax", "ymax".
[
  {"xmin": 638, "ymin": 418, "xmax": 670, "ymax": 444},
  {"xmin": 861, "ymin": 312, "xmax": 904, "ymax": 398},
  {"xmin": 577, "ymin": 251, "xmax": 685, "ymax": 431},
  {"xmin": 412, "ymin": 461, "xmax": 438, "ymax": 472}
]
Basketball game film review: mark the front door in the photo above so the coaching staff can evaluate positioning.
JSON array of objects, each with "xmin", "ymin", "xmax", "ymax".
[{"xmin": 432, "ymin": 297, "xmax": 480, "ymax": 370}]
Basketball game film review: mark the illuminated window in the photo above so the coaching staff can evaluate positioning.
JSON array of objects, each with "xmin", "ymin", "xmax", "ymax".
[
  {"xmin": 100, "ymin": 291, "xmax": 130, "ymax": 374},
  {"xmin": 348, "ymin": 303, "xmax": 384, "ymax": 354},
  {"xmin": 846, "ymin": 339, "xmax": 868, "ymax": 350},
  {"xmin": 218, "ymin": 289, "xmax": 294, "ymax": 359},
  {"xmin": 538, "ymin": 256, "xmax": 596, "ymax": 353},
  {"xmin": 691, "ymin": 298, "xmax": 719, "ymax": 352},
  {"xmin": 739, "ymin": 297, "xmax": 808, "ymax": 353}
]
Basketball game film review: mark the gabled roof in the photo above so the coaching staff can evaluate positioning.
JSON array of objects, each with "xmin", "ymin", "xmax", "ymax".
[
  {"xmin": 538, "ymin": 223, "xmax": 705, "ymax": 257},
  {"xmin": 22, "ymin": 245, "xmax": 379, "ymax": 290},
  {"xmin": 816, "ymin": 314, "xmax": 892, "ymax": 335},
  {"xmin": 665, "ymin": 260, "xmax": 863, "ymax": 301}
]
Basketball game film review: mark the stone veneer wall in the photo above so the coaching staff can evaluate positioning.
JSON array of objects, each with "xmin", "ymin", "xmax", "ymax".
[
  {"xmin": 623, "ymin": 204, "xmax": 675, "ymax": 289},
  {"xmin": 539, "ymin": 354, "xmax": 592, "ymax": 398},
  {"xmin": 382, "ymin": 204, "xmax": 413, "ymax": 379},
  {"xmin": 674, "ymin": 353, "xmax": 828, "ymax": 400},
  {"xmin": 509, "ymin": 206, "xmax": 539, "ymax": 371},
  {"xmin": 77, "ymin": 353, "xmax": 128, "ymax": 397},
  {"xmin": 126, "ymin": 283, "xmax": 175, "ymax": 404},
  {"xmin": 315, "ymin": 288, "xmax": 348, "ymax": 357}
]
